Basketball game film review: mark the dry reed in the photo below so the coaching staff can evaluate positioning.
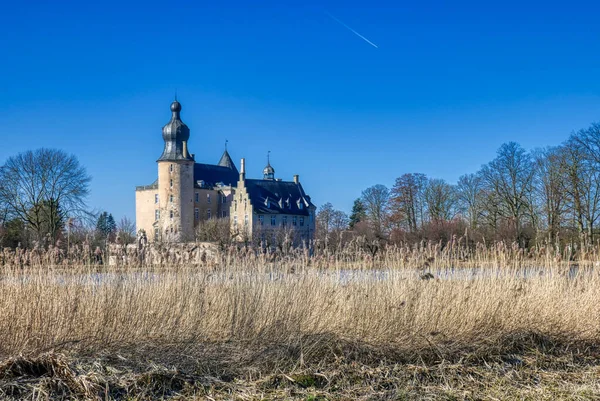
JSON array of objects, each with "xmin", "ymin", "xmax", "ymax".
[{"xmin": 1, "ymin": 243, "xmax": 600, "ymax": 399}]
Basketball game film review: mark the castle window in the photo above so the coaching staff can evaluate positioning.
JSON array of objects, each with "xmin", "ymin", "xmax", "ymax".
[
  {"xmin": 194, "ymin": 208, "xmax": 199, "ymax": 220},
  {"xmin": 207, "ymin": 194, "xmax": 211, "ymax": 203},
  {"xmin": 170, "ymin": 179, "xmax": 173, "ymax": 188},
  {"xmin": 154, "ymin": 228, "xmax": 159, "ymax": 240},
  {"xmin": 170, "ymin": 164, "xmax": 173, "ymax": 173},
  {"xmin": 169, "ymin": 195, "xmax": 173, "ymax": 203},
  {"xmin": 155, "ymin": 210, "xmax": 160, "ymax": 221},
  {"xmin": 207, "ymin": 209, "xmax": 211, "ymax": 219},
  {"xmin": 234, "ymin": 216, "xmax": 238, "ymax": 227},
  {"xmin": 222, "ymin": 196, "xmax": 227, "ymax": 204},
  {"xmin": 170, "ymin": 210, "xmax": 174, "ymax": 219},
  {"xmin": 300, "ymin": 217, "xmax": 304, "ymax": 227},
  {"xmin": 244, "ymin": 214, "xmax": 248, "ymax": 226},
  {"xmin": 222, "ymin": 210, "xmax": 227, "ymax": 218},
  {"xmin": 195, "ymin": 193, "xmax": 199, "ymax": 202},
  {"xmin": 155, "ymin": 194, "xmax": 158, "ymax": 204},
  {"xmin": 282, "ymin": 216, "xmax": 287, "ymax": 226},
  {"xmin": 293, "ymin": 216, "xmax": 297, "ymax": 226},
  {"xmin": 271, "ymin": 216, "xmax": 276, "ymax": 226},
  {"xmin": 259, "ymin": 215, "xmax": 264, "ymax": 226}
]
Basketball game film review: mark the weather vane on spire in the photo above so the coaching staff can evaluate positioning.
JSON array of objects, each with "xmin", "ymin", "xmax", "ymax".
[
  {"xmin": 225, "ymin": 139, "xmax": 228, "ymax": 151},
  {"xmin": 267, "ymin": 150, "xmax": 271, "ymax": 165},
  {"xmin": 174, "ymin": 88, "xmax": 178, "ymax": 102}
]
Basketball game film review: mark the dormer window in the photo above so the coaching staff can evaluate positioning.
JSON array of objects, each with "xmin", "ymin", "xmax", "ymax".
[{"xmin": 299, "ymin": 202, "xmax": 304, "ymax": 210}]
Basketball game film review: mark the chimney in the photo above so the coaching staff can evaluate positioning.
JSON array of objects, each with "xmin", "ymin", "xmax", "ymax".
[
  {"xmin": 240, "ymin": 158, "xmax": 246, "ymax": 181},
  {"xmin": 293, "ymin": 174, "xmax": 299, "ymax": 184}
]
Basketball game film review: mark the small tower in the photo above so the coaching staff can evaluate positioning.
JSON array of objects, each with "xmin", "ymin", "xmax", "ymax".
[
  {"xmin": 217, "ymin": 140, "xmax": 239, "ymax": 174},
  {"xmin": 263, "ymin": 151, "xmax": 275, "ymax": 180},
  {"xmin": 157, "ymin": 100, "xmax": 195, "ymax": 242}
]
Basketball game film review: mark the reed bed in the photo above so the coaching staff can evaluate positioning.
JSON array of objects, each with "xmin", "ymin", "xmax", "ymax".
[{"xmin": 1, "ymin": 243, "xmax": 600, "ymax": 399}]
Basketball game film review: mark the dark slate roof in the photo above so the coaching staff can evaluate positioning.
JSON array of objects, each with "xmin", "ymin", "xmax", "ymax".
[
  {"xmin": 194, "ymin": 163, "xmax": 239, "ymax": 187},
  {"xmin": 245, "ymin": 179, "xmax": 314, "ymax": 215},
  {"xmin": 217, "ymin": 150, "xmax": 238, "ymax": 174}
]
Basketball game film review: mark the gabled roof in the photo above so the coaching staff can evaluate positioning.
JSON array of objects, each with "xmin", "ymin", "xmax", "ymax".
[
  {"xmin": 217, "ymin": 150, "xmax": 238, "ymax": 174},
  {"xmin": 194, "ymin": 163, "xmax": 239, "ymax": 187},
  {"xmin": 245, "ymin": 179, "xmax": 314, "ymax": 215}
]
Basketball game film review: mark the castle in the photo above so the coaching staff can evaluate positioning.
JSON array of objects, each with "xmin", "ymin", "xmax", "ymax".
[{"xmin": 135, "ymin": 100, "xmax": 316, "ymax": 245}]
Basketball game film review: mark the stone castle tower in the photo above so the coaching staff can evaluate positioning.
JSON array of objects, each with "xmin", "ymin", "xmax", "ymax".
[
  {"xmin": 135, "ymin": 99, "xmax": 315, "ymax": 245},
  {"xmin": 156, "ymin": 100, "xmax": 195, "ymax": 242}
]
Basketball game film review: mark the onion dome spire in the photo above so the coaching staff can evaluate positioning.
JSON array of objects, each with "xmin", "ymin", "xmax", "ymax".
[{"xmin": 157, "ymin": 99, "xmax": 194, "ymax": 162}]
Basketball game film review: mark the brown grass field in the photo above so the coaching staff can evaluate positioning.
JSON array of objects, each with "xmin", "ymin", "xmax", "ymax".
[{"xmin": 1, "ymin": 242, "xmax": 600, "ymax": 400}]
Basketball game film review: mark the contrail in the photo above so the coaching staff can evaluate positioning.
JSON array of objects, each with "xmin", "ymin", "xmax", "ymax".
[{"xmin": 325, "ymin": 11, "xmax": 379, "ymax": 49}]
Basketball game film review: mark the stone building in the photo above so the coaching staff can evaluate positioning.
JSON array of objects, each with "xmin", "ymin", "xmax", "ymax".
[{"xmin": 135, "ymin": 100, "xmax": 315, "ymax": 244}]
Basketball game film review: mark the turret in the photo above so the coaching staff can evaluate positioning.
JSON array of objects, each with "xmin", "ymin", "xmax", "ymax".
[
  {"xmin": 263, "ymin": 151, "xmax": 275, "ymax": 180},
  {"xmin": 156, "ymin": 100, "xmax": 195, "ymax": 242}
]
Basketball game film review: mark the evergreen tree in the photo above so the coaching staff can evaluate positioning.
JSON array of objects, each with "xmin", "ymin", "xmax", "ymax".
[
  {"xmin": 96, "ymin": 212, "xmax": 108, "ymax": 235},
  {"xmin": 349, "ymin": 198, "xmax": 366, "ymax": 229},
  {"xmin": 106, "ymin": 213, "xmax": 116, "ymax": 234},
  {"xmin": 96, "ymin": 211, "xmax": 116, "ymax": 237}
]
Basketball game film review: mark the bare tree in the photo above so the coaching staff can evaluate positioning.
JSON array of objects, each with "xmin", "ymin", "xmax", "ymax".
[
  {"xmin": 456, "ymin": 173, "xmax": 484, "ymax": 229},
  {"xmin": 361, "ymin": 184, "xmax": 390, "ymax": 238},
  {"xmin": 316, "ymin": 203, "xmax": 349, "ymax": 251},
  {"xmin": 196, "ymin": 218, "xmax": 232, "ymax": 247},
  {"xmin": 532, "ymin": 147, "xmax": 568, "ymax": 242},
  {"xmin": 560, "ymin": 138, "xmax": 600, "ymax": 243},
  {"xmin": 0, "ymin": 148, "xmax": 91, "ymax": 244},
  {"xmin": 571, "ymin": 122, "xmax": 600, "ymax": 165},
  {"xmin": 424, "ymin": 178, "xmax": 457, "ymax": 224},
  {"xmin": 389, "ymin": 174, "xmax": 427, "ymax": 232},
  {"xmin": 116, "ymin": 216, "xmax": 137, "ymax": 245},
  {"xmin": 480, "ymin": 142, "xmax": 535, "ymax": 243}
]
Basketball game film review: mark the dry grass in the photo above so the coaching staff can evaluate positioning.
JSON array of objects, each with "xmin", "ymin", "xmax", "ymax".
[{"xmin": 1, "ymin": 244, "xmax": 600, "ymax": 399}]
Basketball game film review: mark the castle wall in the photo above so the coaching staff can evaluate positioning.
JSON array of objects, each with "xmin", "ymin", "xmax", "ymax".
[{"xmin": 135, "ymin": 188, "xmax": 157, "ymax": 240}]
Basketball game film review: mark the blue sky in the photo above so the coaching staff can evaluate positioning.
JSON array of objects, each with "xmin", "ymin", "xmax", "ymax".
[{"xmin": 1, "ymin": 0, "xmax": 600, "ymax": 222}]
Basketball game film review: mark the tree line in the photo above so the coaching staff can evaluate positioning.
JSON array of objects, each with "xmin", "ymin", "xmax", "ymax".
[
  {"xmin": 316, "ymin": 122, "xmax": 600, "ymax": 250},
  {"xmin": 0, "ymin": 148, "xmax": 135, "ymax": 248}
]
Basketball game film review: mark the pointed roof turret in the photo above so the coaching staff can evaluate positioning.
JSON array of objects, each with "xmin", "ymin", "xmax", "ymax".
[{"xmin": 217, "ymin": 140, "xmax": 238, "ymax": 173}]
